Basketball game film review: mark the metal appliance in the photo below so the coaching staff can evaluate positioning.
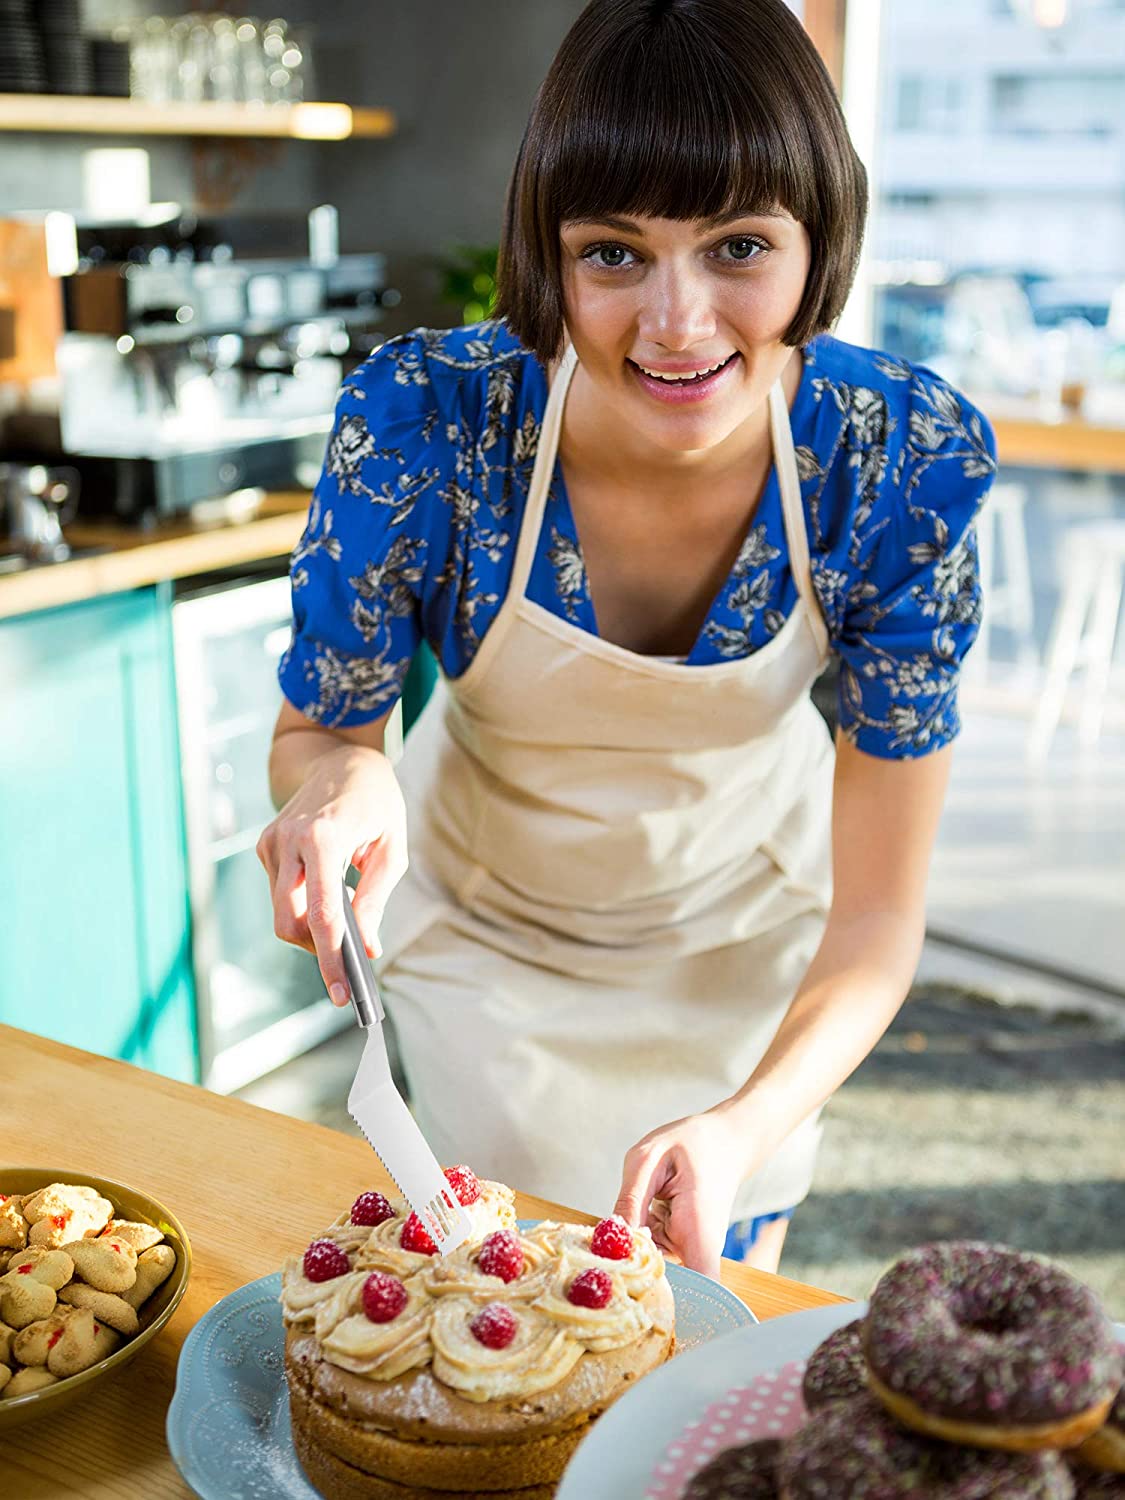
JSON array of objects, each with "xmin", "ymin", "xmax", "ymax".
[
  {"xmin": 0, "ymin": 205, "xmax": 399, "ymax": 523},
  {"xmin": 0, "ymin": 460, "xmax": 80, "ymax": 569},
  {"xmin": 172, "ymin": 567, "xmax": 408, "ymax": 1093},
  {"xmin": 171, "ymin": 567, "xmax": 348, "ymax": 1093}
]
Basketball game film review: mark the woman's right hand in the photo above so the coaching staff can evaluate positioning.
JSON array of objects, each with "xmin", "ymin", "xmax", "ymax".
[{"xmin": 256, "ymin": 739, "xmax": 408, "ymax": 1008}]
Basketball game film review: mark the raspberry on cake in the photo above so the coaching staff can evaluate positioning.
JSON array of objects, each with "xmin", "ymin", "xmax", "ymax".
[
  {"xmin": 399, "ymin": 1213, "xmax": 438, "ymax": 1257},
  {"xmin": 528, "ymin": 1217, "xmax": 666, "ymax": 1299},
  {"xmin": 567, "ymin": 1267, "xmax": 613, "ymax": 1309},
  {"xmin": 361, "ymin": 1272, "xmax": 408, "ymax": 1324},
  {"xmin": 302, "ymin": 1240, "xmax": 351, "ymax": 1283},
  {"xmin": 280, "ymin": 1176, "xmax": 675, "ymax": 1499},
  {"xmin": 443, "ymin": 1165, "xmax": 482, "ymax": 1207},
  {"xmin": 350, "ymin": 1192, "xmax": 395, "ymax": 1227},
  {"xmin": 478, "ymin": 1229, "xmax": 524, "ymax": 1284},
  {"xmin": 469, "ymin": 1302, "xmax": 518, "ymax": 1349},
  {"xmin": 426, "ymin": 1228, "xmax": 557, "ymax": 1302},
  {"xmin": 590, "ymin": 1214, "xmax": 633, "ymax": 1260}
]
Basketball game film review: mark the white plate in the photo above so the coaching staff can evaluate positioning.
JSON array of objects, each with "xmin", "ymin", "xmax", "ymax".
[
  {"xmin": 558, "ymin": 1301, "xmax": 860, "ymax": 1500},
  {"xmin": 558, "ymin": 1305, "xmax": 1125, "ymax": 1500}
]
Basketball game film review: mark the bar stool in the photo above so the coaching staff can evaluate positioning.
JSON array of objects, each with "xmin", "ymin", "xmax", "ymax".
[
  {"xmin": 1028, "ymin": 519, "xmax": 1125, "ymax": 758},
  {"xmin": 970, "ymin": 480, "xmax": 1036, "ymax": 681}
]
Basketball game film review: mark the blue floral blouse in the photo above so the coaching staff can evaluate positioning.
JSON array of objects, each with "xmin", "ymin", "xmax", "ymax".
[{"xmin": 279, "ymin": 319, "xmax": 996, "ymax": 758}]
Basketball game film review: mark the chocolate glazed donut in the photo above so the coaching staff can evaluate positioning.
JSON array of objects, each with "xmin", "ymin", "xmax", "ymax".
[
  {"xmin": 1075, "ymin": 1379, "xmax": 1125, "ymax": 1474},
  {"xmin": 778, "ymin": 1393, "xmax": 1076, "ymax": 1500},
  {"xmin": 1069, "ymin": 1464, "xmax": 1125, "ymax": 1498},
  {"xmin": 801, "ymin": 1318, "xmax": 867, "ymax": 1410},
  {"xmin": 863, "ymin": 1242, "xmax": 1123, "ymax": 1453},
  {"xmin": 685, "ymin": 1437, "xmax": 782, "ymax": 1499}
]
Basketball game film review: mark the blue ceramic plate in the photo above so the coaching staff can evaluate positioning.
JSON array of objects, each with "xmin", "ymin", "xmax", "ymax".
[{"xmin": 166, "ymin": 1222, "xmax": 755, "ymax": 1500}]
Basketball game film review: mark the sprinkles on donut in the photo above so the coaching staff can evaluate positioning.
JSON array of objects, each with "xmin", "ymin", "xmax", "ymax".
[
  {"xmin": 863, "ymin": 1242, "xmax": 1123, "ymax": 1454},
  {"xmin": 685, "ymin": 1436, "xmax": 781, "ymax": 1499},
  {"xmin": 802, "ymin": 1318, "xmax": 868, "ymax": 1411},
  {"xmin": 778, "ymin": 1392, "xmax": 1077, "ymax": 1500}
]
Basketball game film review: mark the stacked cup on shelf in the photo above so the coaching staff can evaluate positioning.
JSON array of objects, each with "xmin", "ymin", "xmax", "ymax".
[
  {"xmin": 115, "ymin": 14, "xmax": 315, "ymax": 105},
  {"xmin": 0, "ymin": 7, "xmax": 311, "ymax": 103},
  {"xmin": 0, "ymin": 0, "xmax": 129, "ymax": 97}
]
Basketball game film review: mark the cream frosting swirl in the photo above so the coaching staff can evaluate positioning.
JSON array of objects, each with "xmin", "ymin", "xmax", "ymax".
[
  {"xmin": 423, "ymin": 1230, "xmax": 557, "ymax": 1303},
  {"xmin": 526, "ymin": 1220, "xmax": 665, "ymax": 1300},
  {"xmin": 430, "ymin": 1295, "xmax": 582, "ymax": 1403},
  {"xmin": 352, "ymin": 1216, "xmax": 434, "ymax": 1278},
  {"xmin": 280, "ymin": 1254, "xmax": 354, "ymax": 1329},
  {"xmin": 536, "ymin": 1256, "xmax": 654, "ymax": 1353},
  {"xmin": 318, "ymin": 1272, "xmax": 433, "ymax": 1381},
  {"xmin": 280, "ymin": 1186, "xmax": 670, "ymax": 1397}
]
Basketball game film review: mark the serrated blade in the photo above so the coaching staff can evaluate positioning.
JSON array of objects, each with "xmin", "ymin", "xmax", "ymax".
[{"xmin": 347, "ymin": 1028, "xmax": 473, "ymax": 1256}]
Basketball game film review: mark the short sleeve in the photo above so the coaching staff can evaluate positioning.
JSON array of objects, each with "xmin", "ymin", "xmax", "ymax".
[
  {"xmin": 278, "ymin": 340, "xmax": 456, "ymax": 728},
  {"xmin": 835, "ymin": 371, "xmax": 997, "ymax": 759}
]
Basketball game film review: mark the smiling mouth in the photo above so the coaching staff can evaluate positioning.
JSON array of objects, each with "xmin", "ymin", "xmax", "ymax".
[{"xmin": 626, "ymin": 353, "xmax": 739, "ymax": 385}]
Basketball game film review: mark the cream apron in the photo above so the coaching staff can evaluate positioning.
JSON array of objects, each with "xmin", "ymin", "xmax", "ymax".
[{"xmin": 377, "ymin": 343, "xmax": 835, "ymax": 1223}]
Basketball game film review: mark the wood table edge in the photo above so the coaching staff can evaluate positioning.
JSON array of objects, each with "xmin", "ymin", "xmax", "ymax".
[{"xmin": 1, "ymin": 1024, "xmax": 852, "ymax": 1324}]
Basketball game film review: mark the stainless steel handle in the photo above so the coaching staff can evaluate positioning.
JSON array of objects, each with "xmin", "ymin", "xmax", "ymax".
[{"xmin": 341, "ymin": 876, "xmax": 385, "ymax": 1029}]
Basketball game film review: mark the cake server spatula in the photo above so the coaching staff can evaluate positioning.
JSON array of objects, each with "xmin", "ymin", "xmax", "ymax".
[{"xmin": 340, "ymin": 877, "xmax": 472, "ymax": 1256}]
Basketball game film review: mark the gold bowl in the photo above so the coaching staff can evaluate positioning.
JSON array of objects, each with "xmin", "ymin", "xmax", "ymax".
[{"xmin": 0, "ymin": 1166, "xmax": 191, "ymax": 1430}]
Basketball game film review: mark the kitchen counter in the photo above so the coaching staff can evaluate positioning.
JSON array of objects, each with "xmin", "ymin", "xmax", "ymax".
[
  {"xmin": 977, "ymin": 397, "xmax": 1125, "ymax": 476},
  {"xmin": 0, "ymin": 1024, "xmax": 848, "ymax": 1499},
  {"xmin": 0, "ymin": 491, "xmax": 309, "ymax": 622}
]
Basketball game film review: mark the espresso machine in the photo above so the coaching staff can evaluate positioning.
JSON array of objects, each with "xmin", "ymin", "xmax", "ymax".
[
  {"xmin": 0, "ymin": 205, "xmax": 398, "ymax": 524},
  {"xmin": 0, "ymin": 460, "xmax": 81, "ymax": 571}
]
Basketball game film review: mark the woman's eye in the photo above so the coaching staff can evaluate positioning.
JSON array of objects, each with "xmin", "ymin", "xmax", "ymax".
[
  {"xmin": 582, "ymin": 243, "xmax": 637, "ymax": 269},
  {"xmin": 718, "ymin": 236, "xmax": 767, "ymax": 263}
]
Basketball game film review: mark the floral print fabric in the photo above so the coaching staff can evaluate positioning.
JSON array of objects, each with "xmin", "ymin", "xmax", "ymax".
[{"xmin": 280, "ymin": 320, "xmax": 995, "ymax": 758}]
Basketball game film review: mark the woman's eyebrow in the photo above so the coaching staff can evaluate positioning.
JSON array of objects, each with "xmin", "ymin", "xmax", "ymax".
[{"xmin": 563, "ymin": 209, "xmax": 786, "ymax": 234}]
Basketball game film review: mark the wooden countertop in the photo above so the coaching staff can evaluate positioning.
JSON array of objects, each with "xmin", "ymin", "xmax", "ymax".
[
  {"xmin": 984, "ymin": 401, "xmax": 1125, "ymax": 476},
  {"xmin": 0, "ymin": 1024, "xmax": 847, "ymax": 1499},
  {"xmin": 0, "ymin": 491, "xmax": 310, "ymax": 622}
]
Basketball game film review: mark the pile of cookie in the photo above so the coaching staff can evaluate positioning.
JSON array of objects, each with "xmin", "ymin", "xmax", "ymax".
[{"xmin": 0, "ymin": 1182, "xmax": 176, "ymax": 1400}]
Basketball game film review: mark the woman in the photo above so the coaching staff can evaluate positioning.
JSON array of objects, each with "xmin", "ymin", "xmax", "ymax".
[{"xmin": 258, "ymin": 0, "xmax": 995, "ymax": 1279}]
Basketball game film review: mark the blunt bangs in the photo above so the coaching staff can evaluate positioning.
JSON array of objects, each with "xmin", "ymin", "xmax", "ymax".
[{"xmin": 494, "ymin": 0, "xmax": 868, "ymax": 365}]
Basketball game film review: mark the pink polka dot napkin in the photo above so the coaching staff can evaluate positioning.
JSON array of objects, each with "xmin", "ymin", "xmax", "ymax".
[{"xmin": 644, "ymin": 1358, "xmax": 808, "ymax": 1498}]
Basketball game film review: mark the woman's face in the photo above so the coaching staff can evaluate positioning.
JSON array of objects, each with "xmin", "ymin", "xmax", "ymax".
[{"xmin": 558, "ymin": 210, "xmax": 811, "ymax": 459}]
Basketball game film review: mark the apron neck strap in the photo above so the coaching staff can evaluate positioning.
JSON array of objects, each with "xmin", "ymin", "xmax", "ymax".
[
  {"xmin": 770, "ymin": 378, "xmax": 829, "ymax": 659},
  {"xmin": 508, "ymin": 342, "xmax": 579, "ymax": 602}
]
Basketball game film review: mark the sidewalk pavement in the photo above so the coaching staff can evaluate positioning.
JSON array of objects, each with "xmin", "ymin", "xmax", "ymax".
[{"xmin": 782, "ymin": 983, "xmax": 1125, "ymax": 1318}]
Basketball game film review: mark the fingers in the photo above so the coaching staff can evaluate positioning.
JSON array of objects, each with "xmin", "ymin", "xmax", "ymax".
[
  {"xmin": 646, "ymin": 1198, "xmax": 678, "ymax": 1260},
  {"xmin": 613, "ymin": 1142, "xmax": 665, "ymax": 1231},
  {"xmin": 303, "ymin": 843, "xmax": 351, "ymax": 1005},
  {"xmin": 351, "ymin": 833, "xmax": 409, "ymax": 960},
  {"xmin": 676, "ymin": 1207, "xmax": 722, "ymax": 1281},
  {"xmin": 259, "ymin": 823, "xmax": 352, "ymax": 1004},
  {"xmin": 267, "ymin": 851, "xmax": 308, "ymax": 948}
]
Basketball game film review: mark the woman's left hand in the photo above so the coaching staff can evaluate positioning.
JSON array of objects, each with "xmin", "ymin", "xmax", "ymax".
[{"xmin": 612, "ymin": 1109, "xmax": 748, "ymax": 1279}]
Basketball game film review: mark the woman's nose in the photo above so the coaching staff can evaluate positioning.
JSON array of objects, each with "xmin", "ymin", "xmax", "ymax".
[{"xmin": 636, "ymin": 266, "xmax": 717, "ymax": 350}]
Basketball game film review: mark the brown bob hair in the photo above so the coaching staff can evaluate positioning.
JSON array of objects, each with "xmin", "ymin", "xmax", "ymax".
[{"xmin": 494, "ymin": 0, "xmax": 868, "ymax": 365}]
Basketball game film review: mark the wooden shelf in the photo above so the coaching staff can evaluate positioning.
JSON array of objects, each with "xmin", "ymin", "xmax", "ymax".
[{"xmin": 0, "ymin": 94, "xmax": 395, "ymax": 140}]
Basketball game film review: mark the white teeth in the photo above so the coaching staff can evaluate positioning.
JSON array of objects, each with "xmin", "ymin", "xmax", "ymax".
[{"xmin": 636, "ymin": 356, "xmax": 731, "ymax": 382}]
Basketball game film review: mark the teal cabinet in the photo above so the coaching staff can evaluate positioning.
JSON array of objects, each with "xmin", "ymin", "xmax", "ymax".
[{"xmin": 0, "ymin": 586, "xmax": 198, "ymax": 1081}]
